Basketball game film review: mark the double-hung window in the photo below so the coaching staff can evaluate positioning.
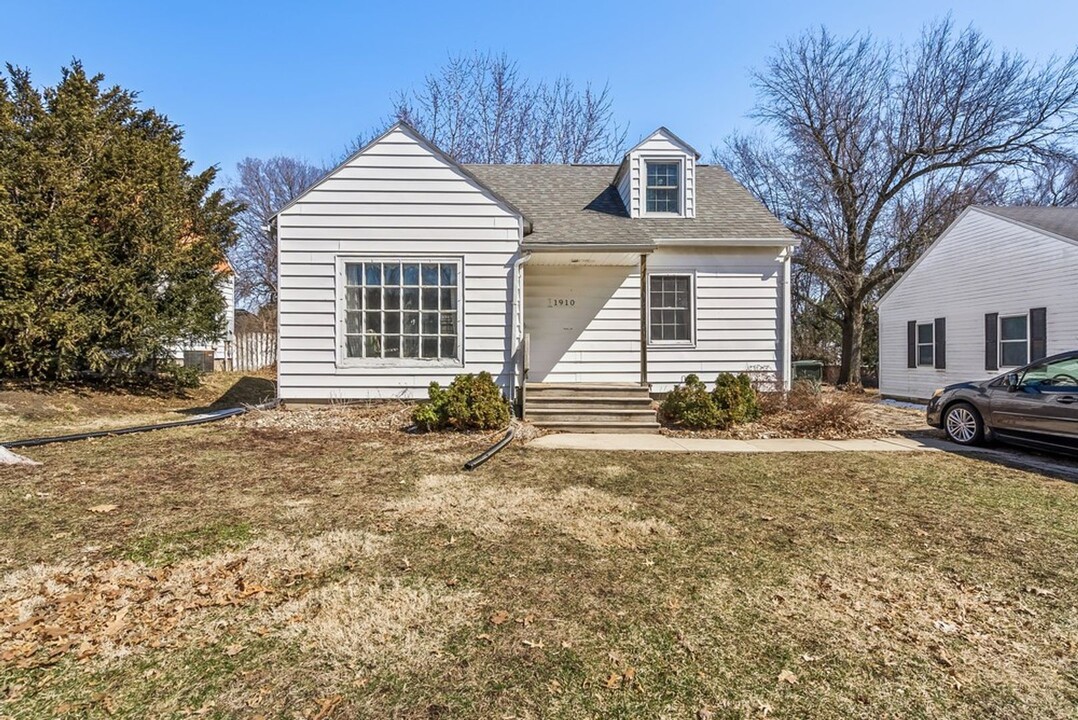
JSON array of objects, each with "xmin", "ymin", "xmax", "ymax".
[
  {"xmin": 342, "ymin": 259, "xmax": 460, "ymax": 362},
  {"xmin": 648, "ymin": 274, "xmax": 693, "ymax": 343},
  {"xmin": 999, "ymin": 314, "xmax": 1028, "ymax": 367},
  {"xmin": 645, "ymin": 161, "xmax": 681, "ymax": 214},
  {"xmin": 916, "ymin": 323, "xmax": 934, "ymax": 366}
]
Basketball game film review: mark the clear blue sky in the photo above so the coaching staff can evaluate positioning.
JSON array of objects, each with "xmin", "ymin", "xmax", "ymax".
[{"xmin": 5, "ymin": 0, "xmax": 1077, "ymax": 183}]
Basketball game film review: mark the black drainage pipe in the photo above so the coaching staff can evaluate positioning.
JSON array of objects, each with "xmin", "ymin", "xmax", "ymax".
[
  {"xmin": 1, "ymin": 400, "xmax": 278, "ymax": 450},
  {"xmin": 463, "ymin": 426, "xmax": 515, "ymax": 471}
]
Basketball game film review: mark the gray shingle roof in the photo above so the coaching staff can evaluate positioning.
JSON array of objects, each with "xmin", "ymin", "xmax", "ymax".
[
  {"xmin": 975, "ymin": 205, "xmax": 1078, "ymax": 243},
  {"xmin": 463, "ymin": 164, "xmax": 791, "ymax": 247}
]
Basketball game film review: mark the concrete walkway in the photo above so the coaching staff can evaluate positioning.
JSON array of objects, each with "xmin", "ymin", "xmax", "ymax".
[{"xmin": 528, "ymin": 433, "xmax": 937, "ymax": 453}]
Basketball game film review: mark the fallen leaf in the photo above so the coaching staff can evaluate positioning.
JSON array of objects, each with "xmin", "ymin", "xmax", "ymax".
[
  {"xmin": 476, "ymin": 633, "xmax": 493, "ymax": 643},
  {"xmin": 800, "ymin": 653, "xmax": 819, "ymax": 662},
  {"xmin": 547, "ymin": 679, "xmax": 561, "ymax": 695},
  {"xmin": 224, "ymin": 644, "xmax": 244, "ymax": 657},
  {"xmin": 522, "ymin": 639, "xmax": 544, "ymax": 649},
  {"xmin": 697, "ymin": 709, "xmax": 715, "ymax": 720},
  {"xmin": 778, "ymin": 669, "xmax": 798, "ymax": 685},
  {"xmin": 605, "ymin": 672, "xmax": 622, "ymax": 689},
  {"xmin": 760, "ymin": 515, "xmax": 775, "ymax": 522},
  {"xmin": 88, "ymin": 504, "xmax": 117, "ymax": 514},
  {"xmin": 1025, "ymin": 585, "xmax": 1056, "ymax": 597},
  {"xmin": 933, "ymin": 619, "xmax": 958, "ymax": 634},
  {"xmin": 489, "ymin": 610, "xmax": 510, "ymax": 626},
  {"xmin": 311, "ymin": 695, "xmax": 343, "ymax": 720}
]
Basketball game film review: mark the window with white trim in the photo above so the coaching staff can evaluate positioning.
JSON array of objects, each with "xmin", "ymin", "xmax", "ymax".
[
  {"xmin": 999, "ymin": 314, "xmax": 1028, "ymax": 367},
  {"xmin": 648, "ymin": 274, "xmax": 693, "ymax": 343},
  {"xmin": 343, "ymin": 260, "xmax": 460, "ymax": 361},
  {"xmin": 645, "ymin": 161, "xmax": 681, "ymax": 214},
  {"xmin": 916, "ymin": 322, "xmax": 934, "ymax": 366}
]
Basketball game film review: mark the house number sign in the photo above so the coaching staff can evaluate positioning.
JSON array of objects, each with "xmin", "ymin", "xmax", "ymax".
[{"xmin": 547, "ymin": 297, "xmax": 576, "ymax": 308}]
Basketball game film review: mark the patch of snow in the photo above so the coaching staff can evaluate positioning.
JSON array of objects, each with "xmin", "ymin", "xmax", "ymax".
[
  {"xmin": 882, "ymin": 399, "xmax": 927, "ymax": 411},
  {"xmin": 0, "ymin": 446, "xmax": 41, "ymax": 466}
]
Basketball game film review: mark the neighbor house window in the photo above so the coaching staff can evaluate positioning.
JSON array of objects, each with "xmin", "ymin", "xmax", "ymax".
[
  {"xmin": 999, "ymin": 314, "xmax": 1028, "ymax": 367},
  {"xmin": 917, "ymin": 322, "xmax": 934, "ymax": 366},
  {"xmin": 648, "ymin": 274, "xmax": 693, "ymax": 343},
  {"xmin": 342, "ymin": 260, "xmax": 460, "ymax": 361},
  {"xmin": 645, "ymin": 161, "xmax": 681, "ymax": 214}
]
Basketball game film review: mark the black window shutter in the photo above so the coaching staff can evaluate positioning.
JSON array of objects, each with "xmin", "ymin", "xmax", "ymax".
[
  {"xmin": 907, "ymin": 321, "xmax": 917, "ymax": 368},
  {"xmin": 1030, "ymin": 307, "xmax": 1047, "ymax": 361},
  {"xmin": 985, "ymin": 313, "xmax": 999, "ymax": 371},
  {"xmin": 934, "ymin": 318, "xmax": 946, "ymax": 369}
]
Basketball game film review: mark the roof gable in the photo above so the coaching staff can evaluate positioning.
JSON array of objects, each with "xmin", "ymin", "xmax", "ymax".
[
  {"xmin": 879, "ymin": 205, "xmax": 1078, "ymax": 306},
  {"xmin": 273, "ymin": 121, "xmax": 529, "ymax": 227},
  {"xmin": 627, "ymin": 127, "xmax": 702, "ymax": 159}
]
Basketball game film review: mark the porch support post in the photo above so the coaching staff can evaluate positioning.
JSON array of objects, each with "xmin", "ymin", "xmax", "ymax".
[{"xmin": 639, "ymin": 253, "xmax": 648, "ymax": 387}]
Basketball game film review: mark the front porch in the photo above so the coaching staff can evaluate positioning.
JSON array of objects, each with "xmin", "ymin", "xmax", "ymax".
[{"xmin": 522, "ymin": 382, "xmax": 659, "ymax": 434}]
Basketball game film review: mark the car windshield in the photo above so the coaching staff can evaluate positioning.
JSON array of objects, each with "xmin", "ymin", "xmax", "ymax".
[{"xmin": 1021, "ymin": 356, "xmax": 1078, "ymax": 389}]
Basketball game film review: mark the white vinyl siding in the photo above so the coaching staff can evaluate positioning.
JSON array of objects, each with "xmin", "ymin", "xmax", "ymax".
[
  {"xmin": 523, "ymin": 247, "xmax": 787, "ymax": 390},
  {"xmin": 879, "ymin": 208, "xmax": 1078, "ymax": 400},
  {"xmin": 276, "ymin": 125, "xmax": 521, "ymax": 402}
]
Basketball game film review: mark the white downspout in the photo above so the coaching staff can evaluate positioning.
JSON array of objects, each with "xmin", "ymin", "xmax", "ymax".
[
  {"xmin": 511, "ymin": 251, "xmax": 532, "ymax": 407},
  {"xmin": 783, "ymin": 246, "xmax": 793, "ymax": 390}
]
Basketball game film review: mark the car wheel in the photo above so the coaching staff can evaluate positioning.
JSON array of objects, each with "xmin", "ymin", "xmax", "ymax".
[{"xmin": 943, "ymin": 402, "xmax": 984, "ymax": 446}]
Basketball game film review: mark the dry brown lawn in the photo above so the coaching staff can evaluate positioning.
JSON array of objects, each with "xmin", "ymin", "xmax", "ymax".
[{"xmin": 1, "ymin": 399, "xmax": 1076, "ymax": 719}]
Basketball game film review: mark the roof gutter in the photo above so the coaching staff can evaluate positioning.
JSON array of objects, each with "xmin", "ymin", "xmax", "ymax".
[{"xmin": 654, "ymin": 237, "xmax": 801, "ymax": 248}]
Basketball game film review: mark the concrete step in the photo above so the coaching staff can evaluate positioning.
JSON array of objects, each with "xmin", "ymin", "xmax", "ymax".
[
  {"xmin": 530, "ymin": 420, "xmax": 662, "ymax": 434},
  {"xmin": 526, "ymin": 395, "xmax": 654, "ymax": 409},
  {"xmin": 526, "ymin": 383, "xmax": 650, "ymax": 399},
  {"xmin": 525, "ymin": 408, "xmax": 658, "ymax": 424}
]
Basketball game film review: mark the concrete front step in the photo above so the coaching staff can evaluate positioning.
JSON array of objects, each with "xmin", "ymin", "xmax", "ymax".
[
  {"xmin": 531, "ymin": 420, "xmax": 662, "ymax": 434},
  {"xmin": 526, "ymin": 395, "xmax": 654, "ymax": 409},
  {"xmin": 525, "ymin": 408, "xmax": 658, "ymax": 424},
  {"xmin": 526, "ymin": 382, "xmax": 650, "ymax": 399}
]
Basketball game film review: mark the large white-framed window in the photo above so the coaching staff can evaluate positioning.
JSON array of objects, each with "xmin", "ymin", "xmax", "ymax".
[
  {"xmin": 647, "ymin": 273, "xmax": 694, "ymax": 345},
  {"xmin": 337, "ymin": 257, "xmax": 462, "ymax": 366},
  {"xmin": 916, "ymin": 322, "xmax": 934, "ymax": 367},
  {"xmin": 644, "ymin": 160, "xmax": 682, "ymax": 215},
  {"xmin": 999, "ymin": 313, "xmax": 1028, "ymax": 367}
]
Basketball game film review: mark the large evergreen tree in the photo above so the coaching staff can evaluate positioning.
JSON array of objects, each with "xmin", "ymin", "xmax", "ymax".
[{"xmin": 0, "ymin": 62, "xmax": 240, "ymax": 382}]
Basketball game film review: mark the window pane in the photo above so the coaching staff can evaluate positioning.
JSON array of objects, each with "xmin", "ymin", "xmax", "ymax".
[
  {"xmin": 441, "ymin": 312, "xmax": 457, "ymax": 334},
  {"xmin": 345, "ymin": 311, "xmax": 362, "ymax": 334},
  {"xmin": 383, "ymin": 263, "xmax": 400, "ymax": 284},
  {"xmin": 345, "ymin": 287, "xmax": 362, "ymax": 310},
  {"xmin": 345, "ymin": 335, "xmax": 363, "ymax": 358},
  {"xmin": 421, "ymin": 288, "xmax": 438, "ymax": 310},
  {"xmin": 384, "ymin": 288, "xmax": 401, "ymax": 310},
  {"xmin": 440, "ymin": 288, "xmax": 457, "ymax": 310},
  {"xmin": 440, "ymin": 336, "xmax": 457, "ymax": 358},
  {"xmin": 384, "ymin": 335, "xmax": 401, "ymax": 358},
  {"xmin": 384, "ymin": 312, "xmax": 401, "ymax": 334},
  {"xmin": 403, "ymin": 288, "xmax": 419, "ymax": 310},
  {"xmin": 421, "ymin": 312, "xmax": 438, "ymax": 334},
  {"xmin": 421, "ymin": 337, "xmax": 438, "ymax": 358},
  {"xmin": 364, "ymin": 263, "xmax": 381, "ymax": 285},
  {"xmin": 1001, "ymin": 341, "xmax": 1027, "ymax": 367},
  {"xmin": 403, "ymin": 312, "xmax": 419, "ymax": 333},
  {"xmin": 917, "ymin": 323, "xmax": 933, "ymax": 344},
  {"xmin": 364, "ymin": 288, "xmax": 381, "ymax": 310},
  {"xmin": 440, "ymin": 263, "xmax": 457, "ymax": 285},
  {"xmin": 422, "ymin": 263, "xmax": 439, "ymax": 285},
  {"xmin": 346, "ymin": 264, "xmax": 363, "ymax": 286},
  {"xmin": 403, "ymin": 336, "xmax": 419, "ymax": 358},
  {"xmin": 918, "ymin": 345, "xmax": 934, "ymax": 366},
  {"xmin": 365, "ymin": 312, "xmax": 381, "ymax": 334},
  {"xmin": 403, "ymin": 264, "xmax": 419, "ymax": 285},
  {"xmin": 364, "ymin": 335, "xmax": 381, "ymax": 358},
  {"xmin": 1001, "ymin": 316, "xmax": 1027, "ymax": 341}
]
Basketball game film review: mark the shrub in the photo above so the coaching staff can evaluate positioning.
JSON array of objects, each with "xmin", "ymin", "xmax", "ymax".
[
  {"xmin": 712, "ymin": 373, "xmax": 760, "ymax": 424},
  {"xmin": 660, "ymin": 374, "xmax": 724, "ymax": 429},
  {"xmin": 411, "ymin": 371, "xmax": 510, "ymax": 431}
]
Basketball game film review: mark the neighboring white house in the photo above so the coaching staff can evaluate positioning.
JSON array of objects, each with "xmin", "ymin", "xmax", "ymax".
[
  {"xmin": 170, "ymin": 262, "xmax": 235, "ymax": 372},
  {"xmin": 272, "ymin": 122, "xmax": 796, "ymax": 422},
  {"xmin": 878, "ymin": 206, "xmax": 1078, "ymax": 401}
]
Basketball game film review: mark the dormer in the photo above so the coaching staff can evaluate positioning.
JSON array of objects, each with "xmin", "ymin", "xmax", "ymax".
[{"xmin": 613, "ymin": 127, "xmax": 700, "ymax": 219}]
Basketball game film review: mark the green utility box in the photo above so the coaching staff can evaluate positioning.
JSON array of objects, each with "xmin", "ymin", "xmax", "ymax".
[{"xmin": 792, "ymin": 360, "xmax": 823, "ymax": 384}]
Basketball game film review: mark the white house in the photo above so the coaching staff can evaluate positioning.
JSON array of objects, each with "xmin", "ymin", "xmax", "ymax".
[
  {"xmin": 170, "ymin": 262, "xmax": 235, "ymax": 372},
  {"xmin": 273, "ymin": 122, "xmax": 796, "ymax": 429},
  {"xmin": 878, "ymin": 205, "xmax": 1078, "ymax": 401}
]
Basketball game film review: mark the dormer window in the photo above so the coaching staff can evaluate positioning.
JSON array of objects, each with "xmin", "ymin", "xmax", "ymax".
[{"xmin": 645, "ymin": 161, "xmax": 681, "ymax": 214}]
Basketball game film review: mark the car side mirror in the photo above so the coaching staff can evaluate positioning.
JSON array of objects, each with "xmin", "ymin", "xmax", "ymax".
[{"xmin": 1005, "ymin": 372, "xmax": 1020, "ymax": 391}]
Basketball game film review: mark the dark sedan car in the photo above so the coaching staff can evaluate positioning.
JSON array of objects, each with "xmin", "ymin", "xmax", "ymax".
[{"xmin": 927, "ymin": 350, "xmax": 1078, "ymax": 454}]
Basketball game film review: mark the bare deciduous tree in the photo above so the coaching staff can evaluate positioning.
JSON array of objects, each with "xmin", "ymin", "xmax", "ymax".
[
  {"xmin": 388, "ymin": 51, "xmax": 627, "ymax": 164},
  {"xmin": 228, "ymin": 157, "xmax": 324, "ymax": 319},
  {"xmin": 723, "ymin": 19, "xmax": 1078, "ymax": 386}
]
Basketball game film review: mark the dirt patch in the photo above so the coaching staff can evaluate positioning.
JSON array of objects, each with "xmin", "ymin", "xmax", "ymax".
[
  {"xmin": 0, "ymin": 530, "xmax": 383, "ymax": 668},
  {"xmin": 386, "ymin": 474, "xmax": 675, "ymax": 549},
  {"xmin": 269, "ymin": 577, "xmax": 480, "ymax": 671}
]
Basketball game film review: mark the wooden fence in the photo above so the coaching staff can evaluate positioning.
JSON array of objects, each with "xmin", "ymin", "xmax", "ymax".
[{"xmin": 234, "ymin": 331, "xmax": 276, "ymax": 371}]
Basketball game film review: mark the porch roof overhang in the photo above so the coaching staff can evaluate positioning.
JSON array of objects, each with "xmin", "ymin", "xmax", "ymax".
[{"xmin": 654, "ymin": 237, "xmax": 801, "ymax": 248}]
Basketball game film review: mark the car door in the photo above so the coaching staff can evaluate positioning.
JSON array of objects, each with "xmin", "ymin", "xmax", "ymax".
[
  {"xmin": 992, "ymin": 356, "xmax": 1078, "ymax": 443},
  {"xmin": 989, "ymin": 380, "xmax": 1053, "ymax": 435}
]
